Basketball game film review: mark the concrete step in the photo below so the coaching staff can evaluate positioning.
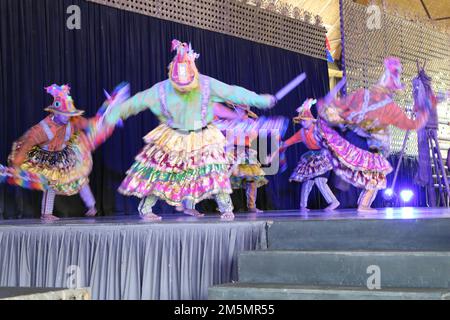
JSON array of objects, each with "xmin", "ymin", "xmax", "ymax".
[
  {"xmin": 267, "ymin": 218, "xmax": 450, "ymax": 250},
  {"xmin": 238, "ymin": 251, "xmax": 450, "ymax": 289},
  {"xmin": 209, "ymin": 283, "xmax": 450, "ymax": 300}
]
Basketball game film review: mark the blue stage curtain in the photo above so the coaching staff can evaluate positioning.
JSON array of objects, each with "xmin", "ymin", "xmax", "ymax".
[
  {"xmin": 2, "ymin": 0, "xmax": 425, "ymax": 216},
  {"xmin": 0, "ymin": 0, "xmax": 331, "ymax": 218}
]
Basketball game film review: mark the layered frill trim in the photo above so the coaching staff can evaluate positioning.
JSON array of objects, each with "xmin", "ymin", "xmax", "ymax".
[
  {"xmin": 119, "ymin": 124, "xmax": 233, "ymax": 206},
  {"xmin": 289, "ymin": 150, "xmax": 333, "ymax": 183},
  {"xmin": 138, "ymin": 124, "xmax": 233, "ymax": 172},
  {"xmin": 318, "ymin": 119, "xmax": 392, "ymax": 190},
  {"xmin": 9, "ymin": 133, "xmax": 92, "ymax": 195},
  {"xmin": 230, "ymin": 167, "xmax": 268, "ymax": 189}
]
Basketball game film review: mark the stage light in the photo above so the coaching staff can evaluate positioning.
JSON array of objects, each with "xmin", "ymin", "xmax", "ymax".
[
  {"xmin": 399, "ymin": 189, "xmax": 414, "ymax": 202},
  {"xmin": 383, "ymin": 188, "xmax": 394, "ymax": 199}
]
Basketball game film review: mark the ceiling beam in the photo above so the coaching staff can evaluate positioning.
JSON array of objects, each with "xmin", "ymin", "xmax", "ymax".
[
  {"xmin": 434, "ymin": 16, "xmax": 450, "ymax": 21},
  {"xmin": 420, "ymin": 0, "xmax": 432, "ymax": 19}
]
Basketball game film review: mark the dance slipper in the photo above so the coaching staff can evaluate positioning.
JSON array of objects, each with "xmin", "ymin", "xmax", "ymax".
[
  {"xmin": 249, "ymin": 208, "xmax": 263, "ymax": 214},
  {"xmin": 183, "ymin": 209, "xmax": 205, "ymax": 217},
  {"xmin": 220, "ymin": 212, "xmax": 235, "ymax": 221},
  {"xmin": 140, "ymin": 213, "xmax": 162, "ymax": 221},
  {"xmin": 40, "ymin": 214, "xmax": 60, "ymax": 222},
  {"xmin": 325, "ymin": 201, "xmax": 340, "ymax": 211},
  {"xmin": 357, "ymin": 207, "xmax": 378, "ymax": 214},
  {"xmin": 85, "ymin": 207, "xmax": 97, "ymax": 217}
]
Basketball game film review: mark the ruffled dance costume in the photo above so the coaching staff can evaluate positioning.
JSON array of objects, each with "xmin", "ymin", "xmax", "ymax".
[
  {"xmin": 319, "ymin": 58, "xmax": 429, "ymax": 212},
  {"xmin": 105, "ymin": 41, "xmax": 275, "ymax": 220},
  {"xmin": 5, "ymin": 84, "xmax": 121, "ymax": 220}
]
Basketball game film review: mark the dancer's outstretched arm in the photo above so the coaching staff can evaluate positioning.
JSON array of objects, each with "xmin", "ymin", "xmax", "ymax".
[
  {"xmin": 282, "ymin": 130, "xmax": 304, "ymax": 149},
  {"xmin": 209, "ymin": 77, "xmax": 276, "ymax": 110},
  {"xmin": 380, "ymin": 102, "xmax": 429, "ymax": 130},
  {"xmin": 104, "ymin": 84, "xmax": 161, "ymax": 126},
  {"xmin": 269, "ymin": 129, "xmax": 304, "ymax": 162}
]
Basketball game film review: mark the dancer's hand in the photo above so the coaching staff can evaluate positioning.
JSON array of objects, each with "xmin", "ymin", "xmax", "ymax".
[{"xmin": 262, "ymin": 95, "xmax": 277, "ymax": 109}]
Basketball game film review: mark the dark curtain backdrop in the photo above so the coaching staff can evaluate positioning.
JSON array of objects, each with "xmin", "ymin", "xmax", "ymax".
[{"xmin": 0, "ymin": 0, "xmax": 422, "ymax": 219}]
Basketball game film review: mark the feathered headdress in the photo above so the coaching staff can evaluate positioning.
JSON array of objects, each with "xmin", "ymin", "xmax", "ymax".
[
  {"xmin": 378, "ymin": 57, "xmax": 405, "ymax": 91},
  {"xmin": 293, "ymin": 98, "xmax": 317, "ymax": 123},
  {"xmin": 44, "ymin": 84, "xmax": 84, "ymax": 116},
  {"xmin": 168, "ymin": 39, "xmax": 200, "ymax": 92}
]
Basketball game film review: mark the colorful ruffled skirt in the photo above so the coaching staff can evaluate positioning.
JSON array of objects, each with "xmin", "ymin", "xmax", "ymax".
[
  {"xmin": 8, "ymin": 133, "xmax": 93, "ymax": 195},
  {"xmin": 118, "ymin": 123, "xmax": 233, "ymax": 206},
  {"xmin": 318, "ymin": 119, "xmax": 393, "ymax": 190},
  {"xmin": 289, "ymin": 150, "xmax": 333, "ymax": 183},
  {"xmin": 230, "ymin": 148, "xmax": 268, "ymax": 189}
]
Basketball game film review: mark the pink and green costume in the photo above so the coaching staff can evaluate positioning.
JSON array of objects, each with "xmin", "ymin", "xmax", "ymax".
[{"xmin": 105, "ymin": 76, "xmax": 274, "ymax": 214}]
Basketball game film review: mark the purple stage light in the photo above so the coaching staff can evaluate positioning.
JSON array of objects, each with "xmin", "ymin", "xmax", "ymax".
[
  {"xmin": 400, "ymin": 189, "xmax": 414, "ymax": 202},
  {"xmin": 383, "ymin": 188, "xmax": 394, "ymax": 199}
]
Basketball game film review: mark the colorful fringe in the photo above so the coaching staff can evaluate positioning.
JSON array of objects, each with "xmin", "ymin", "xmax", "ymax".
[
  {"xmin": 0, "ymin": 164, "xmax": 7, "ymax": 184},
  {"xmin": 10, "ymin": 133, "xmax": 92, "ymax": 195},
  {"xmin": 231, "ymin": 166, "xmax": 268, "ymax": 189},
  {"xmin": 83, "ymin": 116, "xmax": 115, "ymax": 151},
  {"xmin": 318, "ymin": 119, "xmax": 392, "ymax": 190},
  {"xmin": 229, "ymin": 148, "xmax": 268, "ymax": 189},
  {"xmin": 119, "ymin": 123, "xmax": 233, "ymax": 206},
  {"xmin": 2, "ymin": 166, "xmax": 50, "ymax": 190},
  {"xmin": 290, "ymin": 150, "xmax": 333, "ymax": 183},
  {"xmin": 84, "ymin": 82, "xmax": 130, "ymax": 149},
  {"xmin": 214, "ymin": 116, "xmax": 289, "ymax": 137}
]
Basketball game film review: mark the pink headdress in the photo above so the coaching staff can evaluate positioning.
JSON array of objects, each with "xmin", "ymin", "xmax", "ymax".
[
  {"xmin": 378, "ymin": 57, "xmax": 405, "ymax": 91},
  {"xmin": 169, "ymin": 39, "xmax": 200, "ymax": 92},
  {"xmin": 171, "ymin": 39, "xmax": 200, "ymax": 63},
  {"xmin": 44, "ymin": 84, "xmax": 84, "ymax": 116},
  {"xmin": 294, "ymin": 98, "xmax": 317, "ymax": 123}
]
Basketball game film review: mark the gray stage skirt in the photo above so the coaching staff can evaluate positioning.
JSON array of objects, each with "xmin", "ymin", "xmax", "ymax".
[{"xmin": 0, "ymin": 219, "xmax": 267, "ymax": 300}]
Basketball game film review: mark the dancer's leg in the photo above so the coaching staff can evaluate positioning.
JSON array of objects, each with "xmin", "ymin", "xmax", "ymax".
[
  {"xmin": 41, "ymin": 189, "xmax": 59, "ymax": 221},
  {"xmin": 357, "ymin": 189, "xmax": 378, "ymax": 213},
  {"xmin": 183, "ymin": 199, "xmax": 204, "ymax": 217},
  {"xmin": 300, "ymin": 180, "xmax": 314, "ymax": 212},
  {"xmin": 314, "ymin": 177, "xmax": 340, "ymax": 211},
  {"xmin": 138, "ymin": 195, "xmax": 162, "ymax": 220},
  {"xmin": 246, "ymin": 182, "xmax": 262, "ymax": 213},
  {"xmin": 215, "ymin": 193, "xmax": 235, "ymax": 220},
  {"xmin": 80, "ymin": 184, "xmax": 97, "ymax": 217}
]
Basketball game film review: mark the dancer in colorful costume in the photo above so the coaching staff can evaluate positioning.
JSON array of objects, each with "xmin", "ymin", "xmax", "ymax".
[
  {"xmin": 5, "ymin": 84, "xmax": 127, "ymax": 221},
  {"xmin": 318, "ymin": 57, "xmax": 430, "ymax": 212},
  {"xmin": 103, "ymin": 40, "xmax": 276, "ymax": 221},
  {"xmin": 228, "ymin": 107, "xmax": 268, "ymax": 213},
  {"xmin": 279, "ymin": 98, "xmax": 339, "ymax": 212},
  {"xmin": 214, "ymin": 103, "xmax": 287, "ymax": 213}
]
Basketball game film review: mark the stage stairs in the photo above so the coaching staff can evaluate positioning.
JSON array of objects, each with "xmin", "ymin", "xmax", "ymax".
[{"xmin": 209, "ymin": 215, "xmax": 450, "ymax": 300}]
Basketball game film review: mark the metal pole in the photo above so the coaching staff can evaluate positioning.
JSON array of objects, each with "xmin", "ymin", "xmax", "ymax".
[{"xmin": 390, "ymin": 130, "xmax": 411, "ymax": 193}]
